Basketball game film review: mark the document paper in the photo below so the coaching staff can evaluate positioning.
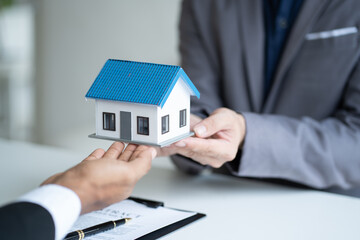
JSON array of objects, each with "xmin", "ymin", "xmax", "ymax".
[{"xmin": 69, "ymin": 199, "xmax": 196, "ymax": 239}]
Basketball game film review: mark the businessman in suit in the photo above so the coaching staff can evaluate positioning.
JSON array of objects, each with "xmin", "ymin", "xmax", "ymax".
[
  {"xmin": 0, "ymin": 142, "xmax": 156, "ymax": 240},
  {"xmin": 159, "ymin": 0, "xmax": 360, "ymax": 192}
]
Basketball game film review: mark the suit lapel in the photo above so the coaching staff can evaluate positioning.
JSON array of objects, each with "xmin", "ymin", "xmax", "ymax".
[
  {"xmin": 263, "ymin": 0, "xmax": 329, "ymax": 112},
  {"xmin": 238, "ymin": 0, "xmax": 264, "ymax": 112}
]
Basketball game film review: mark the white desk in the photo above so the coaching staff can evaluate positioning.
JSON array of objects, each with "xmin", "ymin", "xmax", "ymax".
[{"xmin": 1, "ymin": 139, "xmax": 360, "ymax": 240}]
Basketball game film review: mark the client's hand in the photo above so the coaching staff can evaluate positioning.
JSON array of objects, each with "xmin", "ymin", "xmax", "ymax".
[{"xmin": 41, "ymin": 142, "xmax": 156, "ymax": 214}]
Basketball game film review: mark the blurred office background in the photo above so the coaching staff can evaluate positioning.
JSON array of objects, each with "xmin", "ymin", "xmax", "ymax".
[{"xmin": 0, "ymin": 0, "xmax": 181, "ymax": 164}]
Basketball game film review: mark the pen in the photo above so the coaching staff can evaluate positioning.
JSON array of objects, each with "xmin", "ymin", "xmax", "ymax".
[
  {"xmin": 128, "ymin": 196, "xmax": 164, "ymax": 208},
  {"xmin": 64, "ymin": 218, "xmax": 131, "ymax": 240}
]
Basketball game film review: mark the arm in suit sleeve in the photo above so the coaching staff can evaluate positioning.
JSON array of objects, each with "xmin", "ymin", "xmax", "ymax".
[
  {"xmin": 0, "ymin": 202, "xmax": 55, "ymax": 240},
  {"xmin": 235, "ymin": 63, "xmax": 360, "ymax": 189},
  {"xmin": 175, "ymin": 0, "xmax": 360, "ymax": 189},
  {"xmin": 0, "ymin": 184, "xmax": 81, "ymax": 240}
]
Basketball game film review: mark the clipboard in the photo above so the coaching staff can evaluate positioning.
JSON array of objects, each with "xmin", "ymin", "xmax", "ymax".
[
  {"xmin": 128, "ymin": 197, "xmax": 206, "ymax": 240},
  {"xmin": 69, "ymin": 196, "xmax": 206, "ymax": 240}
]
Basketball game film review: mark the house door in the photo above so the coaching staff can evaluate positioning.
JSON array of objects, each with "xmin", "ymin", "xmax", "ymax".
[{"xmin": 120, "ymin": 111, "xmax": 131, "ymax": 140}]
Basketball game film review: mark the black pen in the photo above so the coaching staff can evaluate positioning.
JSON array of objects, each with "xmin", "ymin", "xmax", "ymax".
[
  {"xmin": 128, "ymin": 196, "xmax": 164, "ymax": 208},
  {"xmin": 64, "ymin": 218, "xmax": 131, "ymax": 240}
]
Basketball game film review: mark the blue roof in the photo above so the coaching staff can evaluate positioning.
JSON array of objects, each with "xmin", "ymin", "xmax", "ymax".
[{"xmin": 85, "ymin": 59, "xmax": 200, "ymax": 108}]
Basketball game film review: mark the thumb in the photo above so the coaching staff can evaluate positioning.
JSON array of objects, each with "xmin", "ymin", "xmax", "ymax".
[{"xmin": 193, "ymin": 109, "xmax": 230, "ymax": 138}]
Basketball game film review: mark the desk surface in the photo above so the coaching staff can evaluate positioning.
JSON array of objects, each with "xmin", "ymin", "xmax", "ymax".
[{"xmin": 1, "ymin": 139, "xmax": 360, "ymax": 240}]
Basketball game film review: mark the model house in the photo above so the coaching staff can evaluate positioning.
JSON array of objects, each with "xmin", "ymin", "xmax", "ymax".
[{"xmin": 85, "ymin": 59, "xmax": 200, "ymax": 147}]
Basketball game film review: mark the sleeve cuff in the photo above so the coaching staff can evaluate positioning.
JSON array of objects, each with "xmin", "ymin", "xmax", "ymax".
[
  {"xmin": 237, "ymin": 112, "xmax": 301, "ymax": 179},
  {"xmin": 237, "ymin": 112, "xmax": 282, "ymax": 177},
  {"xmin": 17, "ymin": 184, "xmax": 81, "ymax": 240}
]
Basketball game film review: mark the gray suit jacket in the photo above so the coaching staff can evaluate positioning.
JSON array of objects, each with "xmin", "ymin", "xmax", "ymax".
[{"xmin": 172, "ymin": 0, "xmax": 360, "ymax": 190}]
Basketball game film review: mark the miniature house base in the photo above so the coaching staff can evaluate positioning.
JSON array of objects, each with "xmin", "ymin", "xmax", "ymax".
[{"xmin": 88, "ymin": 132, "xmax": 194, "ymax": 148}]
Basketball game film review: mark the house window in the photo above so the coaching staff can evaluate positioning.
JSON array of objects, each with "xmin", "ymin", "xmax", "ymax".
[
  {"xmin": 137, "ymin": 116, "xmax": 149, "ymax": 135},
  {"xmin": 162, "ymin": 115, "xmax": 169, "ymax": 134},
  {"xmin": 103, "ymin": 112, "xmax": 115, "ymax": 131},
  {"xmin": 180, "ymin": 109, "xmax": 186, "ymax": 127}
]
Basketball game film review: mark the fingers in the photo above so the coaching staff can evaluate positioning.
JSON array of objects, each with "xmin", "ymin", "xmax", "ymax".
[
  {"xmin": 159, "ymin": 108, "xmax": 244, "ymax": 168},
  {"xmin": 173, "ymin": 137, "xmax": 238, "ymax": 168},
  {"xmin": 128, "ymin": 146, "xmax": 156, "ymax": 179},
  {"xmin": 118, "ymin": 144, "xmax": 137, "ymax": 161},
  {"xmin": 193, "ymin": 108, "xmax": 234, "ymax": 138},
  {"xmin": 103, "ymin": 142, "xmax": 125, "ymax": 159},
  {"xmin": 190, "ymin": 114, "xmax": 202, "ymax": 130},
  {"xmin": 85, "ymin": 148, "xmax": 106, "ymax": 161},
  {"xmin": 130, "ymin": 145, "xmax": 157, "ymax": 161},
  {"xmin": 155, "ymin": 145, "xmax": 179, "ymax": 157}
]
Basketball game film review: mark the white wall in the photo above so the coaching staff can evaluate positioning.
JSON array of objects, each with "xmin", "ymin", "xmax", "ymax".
[
  {"xmin": 34, "ymin": 0, "xmax": 182, "ymax": 152},
  {"xmin": 95, "ymin": 99, "xmax": 158, "ymax": 144},
  {"xmin": 158, "ymin": 79, "xmax": 190, "ymax": 143}
]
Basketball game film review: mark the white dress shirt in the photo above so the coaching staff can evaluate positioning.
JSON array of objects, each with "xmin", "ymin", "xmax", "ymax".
[{"xmin": 18, "ymin": 184, "xmax": 81, "ymax": 240}]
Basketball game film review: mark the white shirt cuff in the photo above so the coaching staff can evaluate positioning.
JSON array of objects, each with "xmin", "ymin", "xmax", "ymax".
[{"xmin": 18, "ymin": 184, "xmax": 81, "ymax": 240}]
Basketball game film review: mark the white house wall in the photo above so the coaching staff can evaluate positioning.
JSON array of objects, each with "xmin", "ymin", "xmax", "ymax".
[
  {"xmin": 95, "ymin": 99, "xmax": 158, "ymax": 143},
  {"xmin": 158, "ymin": 78, "xmax": 190, "ymax": 143}
]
